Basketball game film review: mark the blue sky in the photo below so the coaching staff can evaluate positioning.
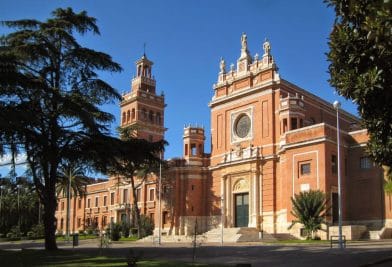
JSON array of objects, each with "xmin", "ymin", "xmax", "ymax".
[{"xmin": 0, "ymin": 0, "xmax": 356, "ymax": 177}]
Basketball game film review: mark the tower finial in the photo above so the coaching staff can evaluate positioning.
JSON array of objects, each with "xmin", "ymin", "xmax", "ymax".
[{"xmin": 143, "ymin": 42, "xmax": 146, "ymax": 56}]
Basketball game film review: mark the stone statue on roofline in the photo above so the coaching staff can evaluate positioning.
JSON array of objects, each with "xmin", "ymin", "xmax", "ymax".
[
  {"xmin": 219, "ymin": 57, "xmax": 226, "ymax": 74},
  {"xmin": 241, "ymin": 32, "xmax": 248, "ymax": 51},
  {"xmin": 263, "ymin": 38, "xmax": 271, "ymax": 56}
]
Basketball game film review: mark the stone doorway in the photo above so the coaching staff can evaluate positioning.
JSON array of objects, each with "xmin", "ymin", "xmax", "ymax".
[{"xmin": 235, "ymin": 193, "xmax": 249, "ymax": 227}]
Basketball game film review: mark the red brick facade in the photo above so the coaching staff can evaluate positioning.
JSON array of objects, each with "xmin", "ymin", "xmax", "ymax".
[{"xmin": 56, "ymin": 35, "xmax": 392, "ymax": 239}]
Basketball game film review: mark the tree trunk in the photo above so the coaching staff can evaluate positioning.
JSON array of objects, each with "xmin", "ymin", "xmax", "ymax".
[
  {"xmin": 43, "ymin": 158, "xmax": 59, "ymax": 251},
  {"xmin": 43, "ymin": 187, "xmax": 58, "ymax": 250},
  {"xmin": 129, "ymin": 175, "xmax": 142, "ymax": 239}
]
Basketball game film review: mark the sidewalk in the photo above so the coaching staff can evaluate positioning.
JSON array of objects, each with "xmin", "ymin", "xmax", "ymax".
[{"xmin": 1, "ymin": 239, "xmax": 392, "ymax": 266}]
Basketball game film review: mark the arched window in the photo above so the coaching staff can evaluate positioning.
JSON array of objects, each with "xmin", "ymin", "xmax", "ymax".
[
  {"xmin": 149, "ymin": 110, "xmax": 154, "ymax": 122},
  {"xmin": 156, "ymin": 112, "xmax": 161, "ymax": 125},
  {"xmin": 142, "ymin": 108, "xmax": 147, "ymax": 120},
  {"xmin": 127, "ymin": 110, "xmax": 130, "ymax": 122},
  {"xmin": 122, "ymin": 112, "xmax": 126, "ymax": 124},
  {"xmin": 131, "ymin": 108, "xmax": 135, "ymax": 120},
  {"xmin": 137, "ymin": 65, "xmax": 141, "ymax": 77}
]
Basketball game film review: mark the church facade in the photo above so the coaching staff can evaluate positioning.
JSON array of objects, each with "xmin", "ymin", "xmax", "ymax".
[{"xmin": 55, "ymin": 35, "xmax": 392, "ymax": 239}]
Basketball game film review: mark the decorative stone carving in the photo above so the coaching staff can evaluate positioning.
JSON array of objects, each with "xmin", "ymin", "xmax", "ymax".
[{"xmin": 233, "ymin": 179, "xmax": 249, "ymax": 192}]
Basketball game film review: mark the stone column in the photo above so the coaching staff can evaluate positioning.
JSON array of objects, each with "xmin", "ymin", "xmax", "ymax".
[{"xmin": 250, "ymin": 169, "xmax": 259, "ymax": 227}]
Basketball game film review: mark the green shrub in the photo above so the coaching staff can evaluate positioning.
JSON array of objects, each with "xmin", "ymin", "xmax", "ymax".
[
  {"xmin": 130, "ymin": 228, "xmax": 138, "ymax": 236},
  {"xmin": 140, "ymin": 215, "xmax": 154, "ymax": 237},
  {"xmin": 30, "ymin": 224, "xmax": 44, "ymax": 238},
  {"xmin": 86, "ymin": 227, "xmax": 94, "ymax": 235},
  {"xmin": 26, "ymin": 231, "xmax": 34, "ymax": 239},
  {"xmin": 108, "ymin": 222, "xmax": 121, "ymax": 241},
  {"xmin": 121, "ymin": 221, "xmax": 131, "ymax": 237},
  {"xmin": 7, "ymin": 225, "xmax": 22, "ymax": 239}
]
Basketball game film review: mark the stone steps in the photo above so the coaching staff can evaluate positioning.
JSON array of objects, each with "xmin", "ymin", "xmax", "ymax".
[{"xmin": 137, "ymin": 227, "xmax": 299, "ymax": 243}]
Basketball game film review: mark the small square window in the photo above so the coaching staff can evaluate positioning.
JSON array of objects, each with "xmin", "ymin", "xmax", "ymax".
[
  {"xmin": 300, "ymin": 163, "xmax": 311, "ymax": 175},
  {"xmin": 360, "ymin": 157, "xmax": 372, "ymax": 169}
]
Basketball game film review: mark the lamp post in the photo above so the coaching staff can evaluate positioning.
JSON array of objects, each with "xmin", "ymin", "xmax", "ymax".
[
  {"xmin": 333, "ymin": 100, "xmax": 343, "ymax": 249},
  {"xmin": 158, "ymin": 151, "xmax": 162, "ymax": 245},
  {"xmin": 221, "ymin": 195, "xmax": 224, "ymax": 245}
]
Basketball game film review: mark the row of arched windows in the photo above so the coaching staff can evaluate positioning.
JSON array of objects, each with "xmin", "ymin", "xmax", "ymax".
[{"xmin": 122, "ymin": 108, "xmax": 162, "ymax": 125}]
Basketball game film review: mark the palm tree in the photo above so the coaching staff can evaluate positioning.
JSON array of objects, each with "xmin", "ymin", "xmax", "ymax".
[
  {"xmin": 288, "ymin": 190, "xmax": 327, "ymax": 240},
  {"xmin": 56, "ymin": 162, "xmax": 90, "ymax": 239}
]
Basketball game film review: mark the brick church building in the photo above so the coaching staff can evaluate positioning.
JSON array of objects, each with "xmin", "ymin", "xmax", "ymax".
[{"xmin": 56, "ymin": 34, "xmax": 392, "ymax": 240}]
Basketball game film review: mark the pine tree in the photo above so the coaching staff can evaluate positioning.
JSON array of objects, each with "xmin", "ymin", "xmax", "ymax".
[{"xmin": 0, "ymin": 8, "xmax": 122, "ymax": 250}]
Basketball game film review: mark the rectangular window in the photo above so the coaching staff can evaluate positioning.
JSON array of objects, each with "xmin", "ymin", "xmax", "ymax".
[
  {"xmin": 61, "ymin": 201, "xmax": 64, "ymax": 211},
  {"xmin": 95, "ymin": 196, "xmax": 99, "ymax": 207},
  {"xmin": 191, "ymin": 144, "xmax": 197, "ymax": 156},
  {"xmin": 78, "ymin": 198, "xmax": 82, "ymax": 209},
  {"xmin": 162, "ymin": 211, "xmax": 168, "ymax": 225},
  {"xmin": 136, "ymin": 188, "xmax": 141, "ymax": 202},
  {"xmin": 110, "ymin": 192, "xmax": 115, "ymax": 205},
  {"xmin": 87, "ymin": 198, "xmax": 91, "ymax": 208},
  {"xmin": 191, "ymin": 185, "xmax": 195, "ymax": 191},
  {"xmin": 283, "ymin": 118, "xmax": 288, "ymax": 133},
  {"xmin": 360, "ymin": 157, "xmax": 372, "ymax": 169},
  {"xmin": 77, "ymin": 218, "xmax": 81, "ymax": 228},
  {"xmin": 123, "ymin": 189, "xmax": 128, "ymax": 203},
  {"xmin": 149, "ymin": 213, "xmax": 154, "ymax": 223},
  {"xmin": 331, "ymin": 155, "xmax": 337, "ymax": 174},
  {"xmin": 291, "ymin": 118, "xmax": 298, "ymax": 130},
  {"xmin": 300, "ymin": 163, "xmax": 311, "ymax": 175},
  {"xmin": 103, "ymin": 195, "xmax": 107, "ymax": 206},
  {"xmin": 149, "ymin": 188, "xmax": 155, "ymax": 201},
  {"xmin": 102, "ymin": 216, "xmax": 107, "ymax": 226}
]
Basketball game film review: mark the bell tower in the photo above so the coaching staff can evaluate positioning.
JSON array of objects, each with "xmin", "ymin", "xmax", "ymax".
[{"xmin": 120, "ymin": 54, "xmax": 166, "ymax": 142}]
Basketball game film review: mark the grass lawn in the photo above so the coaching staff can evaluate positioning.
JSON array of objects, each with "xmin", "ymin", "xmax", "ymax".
[
  {"xmin": 0, "ymin": 249, "xmax": 229, "ymax": 267},
  {"xmin": 56, "ymin": 234, "xmax": 98, "ymax": 242}
]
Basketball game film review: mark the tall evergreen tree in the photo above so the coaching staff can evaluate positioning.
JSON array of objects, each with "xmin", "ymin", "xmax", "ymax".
[
  {"xmin": 326, "ymin": 0, "xmax": 392, "ymax": 168},
  {"xmin": 0, "ymin": 8, "xmax": 122, "ymax": 250}
]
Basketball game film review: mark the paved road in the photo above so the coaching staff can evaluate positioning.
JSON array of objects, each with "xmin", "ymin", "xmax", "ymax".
[{"xmin": 1, "ymin": 239, "xmax": 392, "ymax": 266}]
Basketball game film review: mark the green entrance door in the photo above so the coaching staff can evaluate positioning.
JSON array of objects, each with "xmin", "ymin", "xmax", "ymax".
[{"xmin": 235, "ymin": 193, "xmax": 249, "ymax": 227}]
